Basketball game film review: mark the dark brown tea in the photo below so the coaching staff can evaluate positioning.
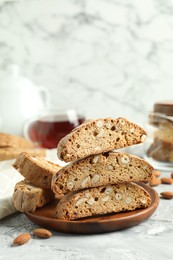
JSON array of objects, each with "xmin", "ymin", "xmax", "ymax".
[{"xmin": 27, "ymin": 114, "xmax": 85, "ymax": 149}]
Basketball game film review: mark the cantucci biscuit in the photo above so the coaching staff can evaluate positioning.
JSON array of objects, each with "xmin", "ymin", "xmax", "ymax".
[
  {"xmin": 13, "ymin": 180, "xmax": 54, "ymax": 212},
  {"xmin": 56, "ymin": 182, "xmax": 151, "ymax": 220},
  {"xmin": 57, "ymin": 117, "xmax": 147, "ymax": 162},
  {"xmin": 0, "ymin": 132, "xmax": 34, "ymax": 148},
  {"xmin": 0, "ymin": 147, "xmax": 46, "ymax": 161},
  {"xmin": 51, "ymin": 152, "xmax": 153, "ymax": 195},
  {"xmin": 13, "ymin": 152, "xmax": 61, "ymax": 189}
]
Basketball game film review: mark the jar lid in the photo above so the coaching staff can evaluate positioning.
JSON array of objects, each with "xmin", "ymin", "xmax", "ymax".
[{"xmin": 154, "ymin": 101, "xmax": 173, "ymax": 116}]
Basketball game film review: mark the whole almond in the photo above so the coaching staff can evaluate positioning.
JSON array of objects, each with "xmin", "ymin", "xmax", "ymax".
[
  {"xmin": 161, "ymin": 178, "xmax": 173, "ymax": 184},
  {"xmin": 13, "ymin": 233, "xmax": 31, "ymax": 246},
  {"xmin": 153, "ymin": 170, "xmax": 161, "ymax": 177},
  {"xmin": 160, "ymin": 191, "xmax": 173, "ymax": 199},
  {"xmin": 149, "ymin": 176, "xmax": 161, "ymax": 186},
  {"xmin": 32, "ymin": 228, "xmax": 52, "ymax": 238}
]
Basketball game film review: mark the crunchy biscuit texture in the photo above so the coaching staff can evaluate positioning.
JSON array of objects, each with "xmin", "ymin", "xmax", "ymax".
[
  {"xmin": 0, "ymin": 132, "xmax": 34, "ymax": 148},
  {"xmin": 0, "ymin": 147, "xmax": 46, "ymax": 161},
  {"xmin": 13, "ymin": 180, "xmax": 54, "ymax": 212},
  {"xmin": 13, "ymin": 152, "xmax": 61, "ymax": 189},
  {"xmin": 56, "ymin": 182, "xmax": 151, "ymax": 220},
  {"xmin": 51, "ymin": 152, "xmax": 153, "ymax": 195},
  {"xmin": 57, "ymin": 117, "xmax": 147, "ymax": 162}
]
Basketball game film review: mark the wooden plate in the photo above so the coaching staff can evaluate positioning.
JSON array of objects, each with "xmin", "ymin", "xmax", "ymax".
[{"xmin": 25, "ymin": 183, "xmax": 159, "ymax": 234}]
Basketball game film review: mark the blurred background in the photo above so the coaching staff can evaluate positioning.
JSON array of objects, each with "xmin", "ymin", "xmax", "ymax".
[{"xmin": 0, "ymin": 0, "xmax": 173, "ymax": 126}]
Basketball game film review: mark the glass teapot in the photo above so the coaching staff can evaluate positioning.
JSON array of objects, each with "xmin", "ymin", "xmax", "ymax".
[{"xmin": 0, "ymin": 65, "xmax": 50, "ymax": 136}]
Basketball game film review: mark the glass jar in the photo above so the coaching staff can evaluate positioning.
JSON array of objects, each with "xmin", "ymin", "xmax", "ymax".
[{"xmin": 144, "ymin": 100, "xmax": 173, "ymax": 171}]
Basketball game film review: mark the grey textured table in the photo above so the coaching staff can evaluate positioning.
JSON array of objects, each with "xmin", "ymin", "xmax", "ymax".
[{"xmin": 1, "ymin": 177, "xmax": 173, "ymax": 260}]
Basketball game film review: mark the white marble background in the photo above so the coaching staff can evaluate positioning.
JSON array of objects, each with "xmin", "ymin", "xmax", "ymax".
[{"xmin": 0, "ymin": 0, "xmax": 173, "ymax": 125}]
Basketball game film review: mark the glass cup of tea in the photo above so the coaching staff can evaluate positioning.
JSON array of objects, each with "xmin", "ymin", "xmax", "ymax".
[{"xmin": 23, "ymin": 109, "xmax": 86, "ymax": 149}]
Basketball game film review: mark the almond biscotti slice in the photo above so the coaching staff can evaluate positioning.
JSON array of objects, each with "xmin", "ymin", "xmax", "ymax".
[
  {"xmin": 13, "ymin": 152, "xmax": 61, "ymax": 189},
  {"xmin": 0, "ymin": 132, "xmax": 34, "ymax": 148},
  {"xmin": 13, "ymin": 180, "xmax": 54, "ymax": 212},
  {"xmin": 52, "ymin": 152, "xmax": 153, "ymax": 195},
  {"xmin": 57, "ymin": 117, "xmax": 147, "ymax": 162},
  {"xmin": 0, "ymin": 147, "xmax": 46, "ymax": 161},
  {"xmin": 56, "ymin": 182, "xmax": 151, "ymax": 220}
]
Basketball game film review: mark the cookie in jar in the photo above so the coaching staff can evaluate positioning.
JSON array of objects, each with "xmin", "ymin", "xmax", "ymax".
[{"xmin": 144, "ymin": 100, "xmax": 173, "ymax": 170}]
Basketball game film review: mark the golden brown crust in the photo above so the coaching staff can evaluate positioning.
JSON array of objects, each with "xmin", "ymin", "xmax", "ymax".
[
  {"xmin": 56, "ymin": 182, "xmax": 151, "ymax": 220},
  {"xmin": 57, "ymin": 117, "xmax": 147, "ymax": 162},
  {"xmin": 13, "ymin": 152, "xmax": 62, "ymax": 189},
  {"xmin": 52, "ymin": 152, "xmax": 153, "ymax": 195},
  {"xmin": 0, "ymin": 132, "xmax": 34, "ymax": 148},
  {"xmin": 13, "ymin": 180, "xmax": 54, "ymax": 212},
  {"xmin": 0, "ymin": 147, "xmax": 46, "ymax": 161}
]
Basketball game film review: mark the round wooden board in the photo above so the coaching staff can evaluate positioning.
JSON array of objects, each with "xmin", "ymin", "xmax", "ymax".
[{"xmin": 25, "ymin": 183, "xmax": 159, "ymax": 234}]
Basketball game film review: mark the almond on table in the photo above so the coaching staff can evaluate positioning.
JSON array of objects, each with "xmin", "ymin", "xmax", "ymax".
[
  {"xmin": 153, "ymin": 170, "xmax": 161, "ymax": 177},
  {"xmin": 13, "ymin": 233, "xmax": 31, "ymax": 246},
  {"xmin": 160, "ymin": 191, "xmax": 173, "ymax": 199},
  {"xmin": 32, "ymin": 228, "xmax": 52, "ymax": 238},
  {"xmin": 161, "ymin": 178, "xmax": 173, "ymax": 184},
  {"xmin": 149, "ymin": 176, "xmax": 161, "ymax": 187}
]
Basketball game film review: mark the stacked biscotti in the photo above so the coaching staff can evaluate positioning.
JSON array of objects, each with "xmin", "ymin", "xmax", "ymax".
[
  {"xmin": 51, "ymin": 117, "xmax": 153, "ymax": 220},
  {"xmin": 0, "ymin": 132, "xmax": 45, "ymax": 161},
  {"xmin": 12, "ymin": 152, "xmax": 62, "ymax": 212}
]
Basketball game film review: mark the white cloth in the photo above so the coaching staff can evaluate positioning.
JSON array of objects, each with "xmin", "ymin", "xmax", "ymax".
[
  {"xmin": 0, "ymin": 159, "xmax": 23, "ymax": 219},
  {"xmin": 0, "ymin": 149, "xmax": 65, "ymax": 220}
]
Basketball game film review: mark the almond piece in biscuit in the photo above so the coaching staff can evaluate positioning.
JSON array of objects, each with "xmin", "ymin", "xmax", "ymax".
[
  {"xmin": 57, "ymin": 117, "xmax": 147, "ymax": 162},
  {"xmin": 56, "ymin": 182, "xmax": 151, "ymax": 220},
  {"xmin": 52, "ymin": 152, "xmax": 153, "ymax": 195}
]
